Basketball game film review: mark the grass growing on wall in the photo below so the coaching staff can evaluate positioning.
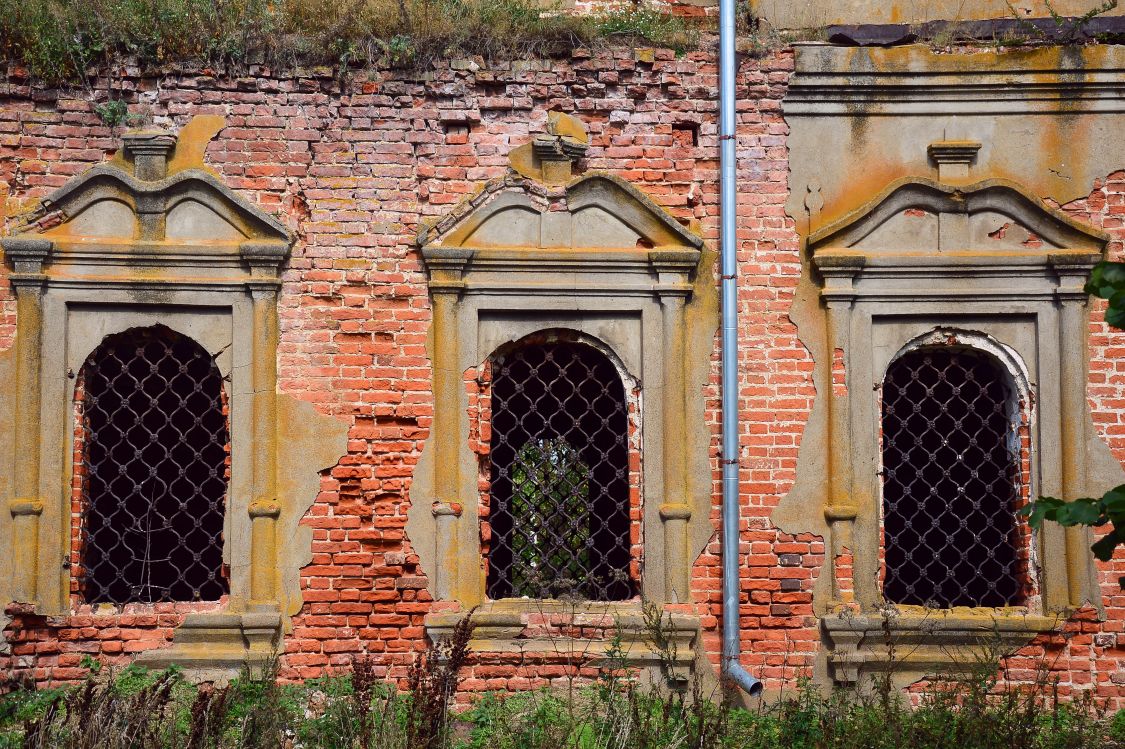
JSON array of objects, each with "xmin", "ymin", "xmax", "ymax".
[{"xmin": 0, "ymin": 0, "xmax": 698, "ymax": 84}]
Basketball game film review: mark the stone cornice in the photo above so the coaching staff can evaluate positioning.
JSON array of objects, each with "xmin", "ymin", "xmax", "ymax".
[{"xmin": 786, "ymin": 45, "xmax": 1125, "ymax": 116}]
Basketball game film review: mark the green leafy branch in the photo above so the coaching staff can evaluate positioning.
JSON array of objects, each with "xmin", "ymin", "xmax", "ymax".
[{"xmin": 1022, "ymin": 492, "xmax": 1125, "ymax": 571}]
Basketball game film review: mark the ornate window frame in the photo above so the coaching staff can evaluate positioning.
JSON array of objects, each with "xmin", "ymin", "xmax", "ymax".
[
  {"xmin": 0, "ymin": 127, "xmax": 345, "ymax": 679},
  {"xmin": 409, "ymin": 115, "xmax": 716, "ymax": 681},
  {"xmin": 802, "ymin": 146, "xmax": 1116, "ymax": 685}
]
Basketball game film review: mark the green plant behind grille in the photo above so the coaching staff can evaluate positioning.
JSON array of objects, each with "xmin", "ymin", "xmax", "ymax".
[{"xmin": 509, "ymin": 438, "xmax": 593, "ymax": 598}]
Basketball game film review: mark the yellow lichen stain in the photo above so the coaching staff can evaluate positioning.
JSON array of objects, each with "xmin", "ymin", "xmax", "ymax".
[
  {"xmin": 810, "ymin": 161, "xmax": 910, "ymax": 235},
  {"xmin": 547, "ymin": 111, "xmax": 589, "ymax": 145},
  {"xmin": 165, "ymin": 115, "xmax": 226, "ymax": 177},
  {"xmin": 854, "ymin": 43, "xmax": 1121, "ymax": 78},
  {"xmin": 891, "ymin": 603, "xmax": 1064, "ymax": 623},
  {"xmin": 1, "ymin": 184, "xmax": 40, "ymax": 235},
  {"xmin": 107, "ymin": 115, "xmax": 226, "ymax": 177},
  {"xmin": 508, "ymin": 143, "xmax": 538, "ymax": 181}
]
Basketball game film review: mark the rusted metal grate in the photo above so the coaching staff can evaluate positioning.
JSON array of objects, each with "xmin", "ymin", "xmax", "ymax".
[
  {"xmin": 881, "ymin": 347, "xmax": 1026, "ymax": 608},
  {"xmin": 486, "ymin": 341, "xmax": 634, "ymax": 601},
  {"xmin": 78, "ymin": 326, "xmax": 229, "ymax": 604}
]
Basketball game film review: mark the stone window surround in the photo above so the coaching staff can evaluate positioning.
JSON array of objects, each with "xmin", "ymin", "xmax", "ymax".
[
  {"xmin": 409, "ymin": 165, "xmax": 717, "ymax": 683},
  {"xmin": 0, "ymin": 130, "xmax": 298, "ymax": 678},
  {"xmin": 805, "ymin": 165, "xmax": 1112, "ymax": 685}
]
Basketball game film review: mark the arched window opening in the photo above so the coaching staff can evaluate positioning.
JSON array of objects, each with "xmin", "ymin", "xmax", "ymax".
[
  {"xmin": 881, "ymin": 346, "xmax": 1027, "ymax": 608},
  {"xmin": 486, "ymin": 340, "xmax": 634, "ymax": 601},
  {"xmin": 76, "ymin": 326, "xmax": 229, "ymax": 604}
]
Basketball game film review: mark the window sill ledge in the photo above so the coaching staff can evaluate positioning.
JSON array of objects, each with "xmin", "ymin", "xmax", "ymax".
[
  {"xmin": 134, "ymin": 611, "xmax": 280, "ymax": 683},
  {"xmin": 424, "ymin": 600, "xmax": 700, "ymax": 685},
  {"xmin": 822, "ymin": 608, "xmax": 1062, "ymax": 686}
]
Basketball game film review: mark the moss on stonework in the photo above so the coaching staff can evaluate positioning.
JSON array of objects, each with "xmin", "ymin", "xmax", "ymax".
[{"xmin": 0, "ymin": 0, "xmax": 700, "ymax": 85}]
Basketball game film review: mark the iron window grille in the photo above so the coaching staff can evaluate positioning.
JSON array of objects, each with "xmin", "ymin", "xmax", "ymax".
[
  {"xmin": 881, "ymin": 346, "xmax": 1028, "ymax": 608},
  {"xmin": 485, "ymin": 341, "xmax": 634, "ymax": 601},
  {"xmin": 76, "ymin": 326, "xmax": 230, "ymax": 604}
]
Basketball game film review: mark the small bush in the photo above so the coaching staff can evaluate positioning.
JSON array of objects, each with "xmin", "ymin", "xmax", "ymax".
[{"xmin": 590, "ymin": 3, "xmax": 697, "ymax": 53}]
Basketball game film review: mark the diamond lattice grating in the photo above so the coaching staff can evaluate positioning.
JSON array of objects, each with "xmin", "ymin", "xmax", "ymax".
[
  {"xmin": 486, "ymin": 342, "xmax": 634, "ymax": 601},
  {"xmin": 881, "ymin": 347, "xmax": 1027, "ymax": 608},
  {"xmin": 77, "ymin": 326, "xmax": 229, "ymax": 604}
]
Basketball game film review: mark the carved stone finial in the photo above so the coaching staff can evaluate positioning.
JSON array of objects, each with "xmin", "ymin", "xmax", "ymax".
[
  {"xmin": 122, "ymin": 130, "xmax": 177, "ymax": 181},
  {"xmin": 928, "ymin": 140, "xmax": 982, "ymax": 182},
  {"xmin": 510, "ymin": 112, "xmax": 590, "ymax": 184}
]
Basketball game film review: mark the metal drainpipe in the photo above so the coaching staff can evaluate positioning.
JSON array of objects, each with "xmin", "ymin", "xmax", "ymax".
[{"xmin": 718, "ymin": 0, "xmax": 763, "ymax": 697}]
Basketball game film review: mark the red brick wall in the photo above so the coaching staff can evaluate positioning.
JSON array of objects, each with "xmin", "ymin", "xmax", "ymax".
[{"xmin": 4, "ymin": 50, "xmax": 1125, "ymax": 702}]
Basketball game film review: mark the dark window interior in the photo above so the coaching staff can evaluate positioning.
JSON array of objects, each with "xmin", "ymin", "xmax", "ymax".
[
  {"xmin": 881, "ymin": 346, "xmax": 1025, "ymax": 608},
  {"xmin": 486, "ymin": 341, "xmax": 634, "ymax": 601},
  {"xmin": 78, "ymin": 325, "xmax": 229, "ymax": 604}
]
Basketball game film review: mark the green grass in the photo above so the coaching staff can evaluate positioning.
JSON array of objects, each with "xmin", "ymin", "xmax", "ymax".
[
  {"xmin": 2, "ymin": 659, "xmax": 1124, "ymax": 748},
  {"xmin": 0, "ymin": 0, "xmax": 698, "ymax": 84}
]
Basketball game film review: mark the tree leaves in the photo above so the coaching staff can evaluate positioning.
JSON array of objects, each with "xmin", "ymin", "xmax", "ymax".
[
  {"xmin": 1022, "ymin": 485, "xmax": 1125, "ymax": 565},
  {"xmin": 1087, "ymin": 261, "xmax": 1125, "ymax": 327}
]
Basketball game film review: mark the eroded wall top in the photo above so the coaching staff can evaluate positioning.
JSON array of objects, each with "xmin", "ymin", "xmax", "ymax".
[{"xmin": 752, "ymin": 0, "xmax": 1125, "ymax": 30}]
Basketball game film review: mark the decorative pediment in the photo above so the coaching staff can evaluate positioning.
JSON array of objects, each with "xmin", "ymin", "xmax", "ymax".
[
  {"xmin": 421, "ymin": 173, "xmax": 703, "ymax": 253},
  {"xmin": 810, "ymin": 177, "xmax": 1107, "ymax": 259},
  {"xmin": 2, "ymin": 131, "xmax": 291, "ymax": 281}
]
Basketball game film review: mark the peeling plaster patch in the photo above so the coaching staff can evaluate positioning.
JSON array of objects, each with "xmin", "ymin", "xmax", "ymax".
[
  {"xmin": 165, "ymin": 116, "xmax": 227, "ymax": 177},
  {"xmin": 772, "ymin": 256, "xmax": 833, "ymax": 608},
  {"xmin": 684, "ymin": 244, "xmax": 722, "ymax": 585},
  {"xmin": 832, "ymin": 347, "xmax": 847, "ymax": 397},
  {"xmin": 108, "ymin": 115, "xmax": 226, "ymax": 178},
  {"xmin": 281, "ymin": 396, "xmax": 349, "ymax": 619}
]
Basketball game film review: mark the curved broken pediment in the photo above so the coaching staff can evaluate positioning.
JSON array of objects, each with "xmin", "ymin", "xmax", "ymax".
[
  {"xmin": 421, "ymin": 173, "xmax": 703, "ymax": 253},
  {"xmin": 809, "ymin": 177, "xmax": 1107, "ymax": 258},
  {"xmin": 3, "ymin": 131, "xmax": 291, "ymax": 281},
  {"xmin": 16, "ymin": 167, "xmax": 289, "ymax": 247}
]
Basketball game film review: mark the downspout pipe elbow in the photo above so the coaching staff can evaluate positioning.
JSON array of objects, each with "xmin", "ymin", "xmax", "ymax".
[{"xmin": 726, "ymin": 661, "xmax": 764, "ymax": 696}]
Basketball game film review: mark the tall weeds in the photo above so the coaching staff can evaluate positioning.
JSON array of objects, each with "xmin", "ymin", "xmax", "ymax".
[{"xmin": 2, "ymin": 621, "xmax": 1125, "ymax": 748}]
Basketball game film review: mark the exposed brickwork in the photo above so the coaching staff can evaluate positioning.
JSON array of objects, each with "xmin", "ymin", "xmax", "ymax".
[{"xmin": 3, "ymin": 49, "xmax": 1125, "ymax": 705}]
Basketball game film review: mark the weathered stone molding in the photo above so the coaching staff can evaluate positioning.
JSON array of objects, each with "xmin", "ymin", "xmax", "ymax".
[
  {"xmin": 0, "ymin": 123, "xmax": 348, "ymax": 680},
  {"xmin": 777, "ymin": 144, "xmax": 1119, "ymax": 685},
  {"xmin": 785, "ymin": 46, "xmax": 1125, "ymax": 117},
  {"xmin": 822, "ymin": 609, "xmax": 1063, "ymax": 688},
  {"xmin": 410, "ymin": 117, "xmax": 716, "ymax": 683}
]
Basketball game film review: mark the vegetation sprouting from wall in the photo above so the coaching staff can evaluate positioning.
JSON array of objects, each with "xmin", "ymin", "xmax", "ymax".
[{"xmin": 0, "ymin": 0, "xmax": 698, "ymax": 83}]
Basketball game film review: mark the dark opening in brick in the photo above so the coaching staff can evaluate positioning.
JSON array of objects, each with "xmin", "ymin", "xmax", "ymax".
[
  {"xmin": 442, "ymin": 122, "xmax": 470, "ymax": 144},
  {"xmin": 672, "ymin": 122, "xmax": 700, "ymax": 147}
]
